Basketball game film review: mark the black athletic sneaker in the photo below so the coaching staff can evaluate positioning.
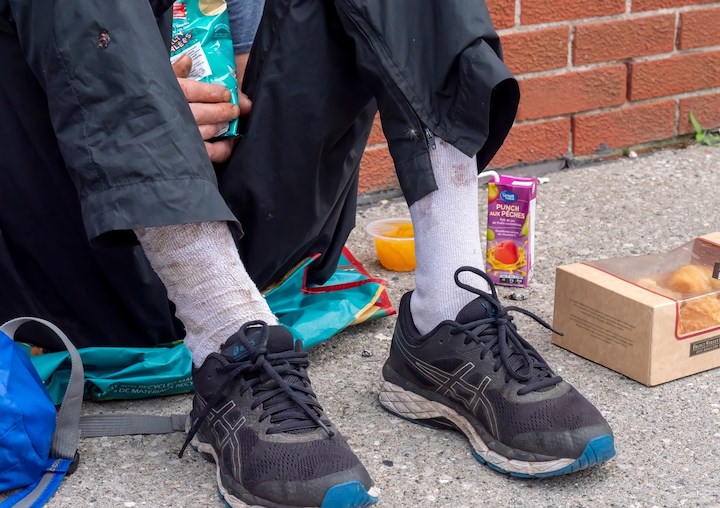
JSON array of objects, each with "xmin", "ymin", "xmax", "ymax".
[
  {"xmin": 379, "ymin": 267, "xmax": 615, "ymax": 478},
  {"xmin": 181, "ymin": 321, "xmax": 378, "ymax": 507}
]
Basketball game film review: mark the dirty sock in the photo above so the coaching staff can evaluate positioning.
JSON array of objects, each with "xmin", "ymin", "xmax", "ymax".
[
  {"xmin": 409, "ymin": 138, "xmax": 489, "ymax": 335},
  {"xmin": 135, "ymin": 222, "xmax": 277, "ymax": 367}
]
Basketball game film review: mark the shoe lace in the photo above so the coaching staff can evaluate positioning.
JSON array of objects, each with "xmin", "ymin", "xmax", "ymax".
[
  {"xmin": 179, "ymin": 322, "xmax": 333, "ymax": 458},
  {"xmin": 450, "ymin": 267, "xmax": 564, "ymax": 396}
]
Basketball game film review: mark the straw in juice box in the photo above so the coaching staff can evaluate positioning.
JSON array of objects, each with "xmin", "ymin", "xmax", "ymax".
[{"xmin": 485, "ymin": 173, "xmax": 537, "ymax": 287}]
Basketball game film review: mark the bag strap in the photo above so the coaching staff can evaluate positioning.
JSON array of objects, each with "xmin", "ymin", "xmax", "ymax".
[
  {"xmin": 1, "ymin": 318, "xmax": 83, "ymax": 460},
  {"xmin": 79, "ymin": 413, "xmax": 186, "ymax": 437},
  {"xmin": 0, "ymin": 318, "xmax": 186, "ymax": 508},
  {"xmin": 0, "ymin": 459, "xmax": 74, "ymax": 508}
]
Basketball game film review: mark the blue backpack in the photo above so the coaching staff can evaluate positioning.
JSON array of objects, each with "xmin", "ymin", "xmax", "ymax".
[{"xmin": 0, "ymin": 318, "xmax": 185, "ymax": 508}]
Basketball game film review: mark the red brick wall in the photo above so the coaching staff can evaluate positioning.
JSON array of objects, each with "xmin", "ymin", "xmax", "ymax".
[{"xmin": 359, "ymin": 0, "xmax": 720, "ymax": 193}]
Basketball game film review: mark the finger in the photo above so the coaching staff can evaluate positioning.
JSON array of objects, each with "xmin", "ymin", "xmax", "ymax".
[
  {"xmin": 205, "ymin": 140, "xmax": 234, "ymax": 163},
  {"xmin": 237, "ymin": 93, "xmax": 252, "ymax": 116},
  {"xmin": 189, "ymin": 102, "xmax": 240, "ymax": 125},
  {"xmin": 178, "ymin": 78, "xmax": 232, "ymax": 103},
  {"xmin": 198, "ymin": 123, "xmax": 226, "ymax": 140},
  {"xmin": 172, "ymin": 54, "xmax": 192, "ymax": 79}
]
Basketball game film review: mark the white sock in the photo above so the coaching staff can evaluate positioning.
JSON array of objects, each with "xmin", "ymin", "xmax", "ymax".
[
  {"xmin": 135, "ymin": 222, "xmax": 278, "ymax": 367},
  {"xmin": 409, "ymin": 138, "xmax": 490, "ymax": 335}
]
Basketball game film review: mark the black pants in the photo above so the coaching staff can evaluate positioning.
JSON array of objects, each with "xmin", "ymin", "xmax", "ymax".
[{"xmin": 0, "ymin": 0, "xmax": 518, "ymax": 349}]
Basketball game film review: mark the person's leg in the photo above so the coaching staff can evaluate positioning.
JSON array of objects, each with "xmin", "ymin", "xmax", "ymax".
[
  {"xmin": 164, "ymin": 2, "xmax": 380, "ymax": 507},
  {"xmin": 335, "ymin": 0, "xmax": 616, "ymax": 478},
  {"xmin": 134, "ymin": 219, "xmax": 377, "ymax": 507},
  {"xmin": 409, "ymin": 139, "xmax": 488, "ymax": 335},
  {"xmin": 386, "ymin": 147, "xmax": 617, "ymax": 479},
  {"xmin": 134, "ymin": 222, "xmax": 276, "ymax": 367}
]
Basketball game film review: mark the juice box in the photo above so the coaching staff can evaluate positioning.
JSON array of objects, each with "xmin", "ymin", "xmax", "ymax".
[{"xmin": 485, "ymin": 174, "xmax": 537, "ymax": 287}]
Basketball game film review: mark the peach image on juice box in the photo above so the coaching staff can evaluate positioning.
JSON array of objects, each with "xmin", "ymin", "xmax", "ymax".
[{"xmin": 485, "ymin": 174, "xmax": 537, "ymax": 287}]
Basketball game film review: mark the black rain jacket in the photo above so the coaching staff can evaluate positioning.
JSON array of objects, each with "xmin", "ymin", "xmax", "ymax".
[{"xmin": 0, "ymin": 0, "xmax": 518, "ymax": 348}]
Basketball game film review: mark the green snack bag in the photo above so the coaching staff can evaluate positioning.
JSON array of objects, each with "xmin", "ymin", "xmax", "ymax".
[{"xmin": 170, "ymin": 0, "xmax": 238, "ymax": 138}]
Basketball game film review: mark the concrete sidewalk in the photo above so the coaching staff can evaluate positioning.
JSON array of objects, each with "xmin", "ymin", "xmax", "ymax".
[{"xmin": 46, "ymin": 145, "xmax": 720, "ymax": 507}]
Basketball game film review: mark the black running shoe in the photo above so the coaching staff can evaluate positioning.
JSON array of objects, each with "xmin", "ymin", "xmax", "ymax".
[
  {"xmin": 181, "ymin": 321, "xmax": 378, "ymax": 507},
  {"xmin": 379, "ymin": 267, "xmax": 615, "ymax": 478}
]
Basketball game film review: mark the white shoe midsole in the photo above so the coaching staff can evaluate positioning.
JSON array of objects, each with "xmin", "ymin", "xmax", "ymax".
[
  {"xmin": 379, "ymin": 380, "xmax": 575, "ymax": 476},
  {"xmin": 187, "ymin": 419, "xmax": 378, "ymax": 508}
]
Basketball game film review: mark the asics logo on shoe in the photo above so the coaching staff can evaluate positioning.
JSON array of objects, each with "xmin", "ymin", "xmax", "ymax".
[
  {"xmin": 200, "ymin": 395, "xmax": 247, "ymax": 478},
  {"xmin": 230, "ymin": 338, "xmax": 258, "ymax": 360},
  {"xmin": 395, "ymin": 338, "xmax": 499, "ymax": 437}
]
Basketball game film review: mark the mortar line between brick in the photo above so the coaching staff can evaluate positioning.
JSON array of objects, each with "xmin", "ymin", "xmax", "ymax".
[
  {"xmin": 516, "ymin": 86, "xmax": 720, "ymax": 124},
  {"xmin": 626, "ymin": 62, "xmax": 632, "ymax": 105},
  {"xmin": 674, "ymin": 99, "xmax": 680, "ymax": 136},
  {"xmin": 497, "ymin": 4, "xmax": 714, "ymax": 36},
  {"xmin": 673, "ymin": 11, "xmax": 680, "ymax": 54},
  {"xmin": 512, "ymin": 115, "xmax": 571, "ymax": 127},
  {"xmin": 632, "ymin": 43, "xmax": 720, "ymax": 63},
  {"xmin": 515, "ymin": 0, "xmax": 521, "ymax": 27},
  {"xmin": 513, "ymin": 44, "xmax": 720, "ymax": 80},
  {"xmin": 365, "ymin": 142, "xmax": 389, "ymax": 150},
  {"xmin": 498, "ymin": 11, "xmax": 656, "ymax": 37},
  {"xmin": 673, "ymin": 86, "xmax": 720, "ymax": 101}
]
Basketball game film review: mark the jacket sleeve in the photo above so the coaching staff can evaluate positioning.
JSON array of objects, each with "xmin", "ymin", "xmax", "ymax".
[{"xmin": 8, "ymin": 0, "xmax": 237, "ymax": 243}]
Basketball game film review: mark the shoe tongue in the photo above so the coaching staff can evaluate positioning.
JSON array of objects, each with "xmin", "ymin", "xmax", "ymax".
[
  {"xmin": 264, "ymin": 326, "xmax": 296, "ymax": 353},
  {"xmin": 220, "ymin": 325, "xmax": 295, "ymax": 361},
  {"xmin": 255, "ymin": 326, "xmax": 316, "ymax": 434},
  {"xmin": 455, "ymin": 297, "xmax": 492, "ymax": 324}
]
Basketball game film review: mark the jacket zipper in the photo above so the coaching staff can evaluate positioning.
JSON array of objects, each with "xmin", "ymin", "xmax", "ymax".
[
  {"xmin": 424, "ymin": 128, "xmax": 436, "ymax": 150},
  {"xmin": 342, "ymin": 2, "xmax": 436, "ymax": 151}
]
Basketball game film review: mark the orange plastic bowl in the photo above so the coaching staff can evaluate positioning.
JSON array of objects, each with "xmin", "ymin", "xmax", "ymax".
[{"xmin": 366, "ymin": 218, "xmax": 416, "ymax": 272}]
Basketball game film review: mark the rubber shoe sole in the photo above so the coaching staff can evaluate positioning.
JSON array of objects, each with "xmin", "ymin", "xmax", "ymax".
[
  {"xmin": 188, "ymin": 424, "xmax": 379, "ymax": 508},
  {"xmin": 379, "ymin": 380, "xmax": 616, "ymax": 478}
]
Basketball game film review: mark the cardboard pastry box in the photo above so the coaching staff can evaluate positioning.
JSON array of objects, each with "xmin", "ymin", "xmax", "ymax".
[{"xmin": 552, "ymin": 233, "xmax": 720, "ymax": 386}]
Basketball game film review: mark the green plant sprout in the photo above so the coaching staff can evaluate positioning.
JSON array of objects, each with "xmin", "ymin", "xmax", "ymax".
[{"xmin": 689, "ymin": 111, "xmax": 720, "ymax": 147}]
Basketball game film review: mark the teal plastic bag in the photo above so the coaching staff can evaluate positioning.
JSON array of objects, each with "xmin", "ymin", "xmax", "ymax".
[
  {"xmin": 32, "ymin": 345, "xmax": 193, "ymax": 404},
  {"xmin": 31, "ymin": 249, "xmax": 394, "ymax": 404},
  {"xmin": 170, "ymin": 0, "xmax": 238, "ymax": 137},
  {"xmin": 265, "ymin": 249, "xmax": 394, "ymax": 348}
]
